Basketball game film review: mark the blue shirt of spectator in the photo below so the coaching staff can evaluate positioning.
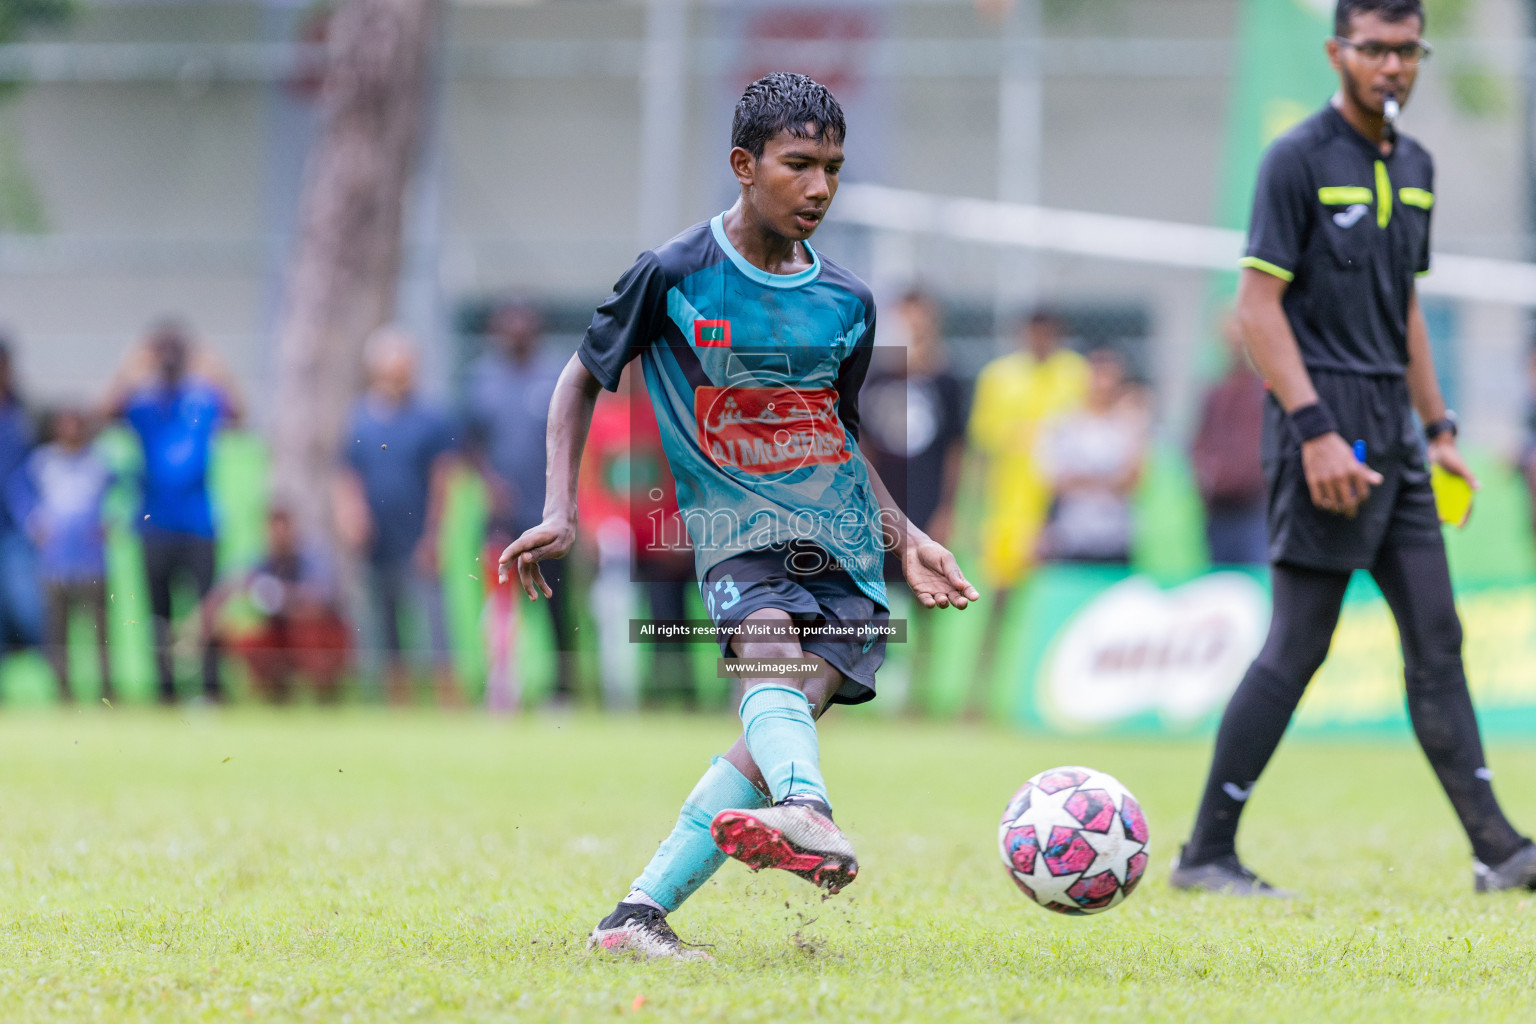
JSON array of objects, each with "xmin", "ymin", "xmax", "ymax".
[
  {"xmin": 465, "ymin": 348, "xmax": 563, "ymax": 536},
  {"xmin": 123, "ymin": 378, "xmax": 228, "ymax": 538},
  {"xmin": 344, "ymin": 395, "xmax": 457, "ymax": 566},
  {"xmin": 0, "ymin": 401, "xmax": 33, "ymax": 534}
]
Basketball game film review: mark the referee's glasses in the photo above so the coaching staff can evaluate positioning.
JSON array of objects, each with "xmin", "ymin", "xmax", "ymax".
[{"xmin": 1334, "ymin": 38, "xmax": 1433, "ymax": 66}]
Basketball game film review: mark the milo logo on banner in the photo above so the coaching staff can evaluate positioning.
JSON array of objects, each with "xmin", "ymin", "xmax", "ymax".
[{"xmin": 1037, "ymin": 573, "xmax": 1269, "ymax": 731}]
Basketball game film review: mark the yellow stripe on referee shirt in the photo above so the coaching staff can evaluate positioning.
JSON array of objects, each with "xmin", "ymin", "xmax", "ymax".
[
  {"xmin": 1374, "ymin": 161, "xmax": 1392, "ymax": 228},
  {"xmin": 1317, "ymin": 186, "xmax": 1374, "ymax": 205},
  {"xmin": 1238, "ymin": 256, "xmax": 1295, "ymax": 282}
]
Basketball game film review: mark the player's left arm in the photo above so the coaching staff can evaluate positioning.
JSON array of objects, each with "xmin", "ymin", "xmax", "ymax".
[{"xmin": 1405, "ymin": 286, "xmax": 1478, "ymax": 488}]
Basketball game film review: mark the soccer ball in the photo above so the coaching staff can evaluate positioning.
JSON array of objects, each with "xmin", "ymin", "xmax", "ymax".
[{"xmin": 997, "ymin": 765, "xmax": 1150, "ymax": 915}]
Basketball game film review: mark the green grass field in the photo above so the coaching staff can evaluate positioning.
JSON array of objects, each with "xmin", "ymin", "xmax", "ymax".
[{"xmin": 2, "ymin": 710, "xmax": 1534, "ymax": 1023}]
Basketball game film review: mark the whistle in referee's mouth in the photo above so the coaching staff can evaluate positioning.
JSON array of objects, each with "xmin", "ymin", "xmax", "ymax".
[{"xmin": 1383, "ymin": 93, "xmax": 1400, "ymax": 125}]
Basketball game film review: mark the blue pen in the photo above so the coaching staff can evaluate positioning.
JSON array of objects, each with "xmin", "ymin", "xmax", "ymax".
[{"xmin": 1353, "ymin": 440, "xmax": 1367, "ymax": 463}]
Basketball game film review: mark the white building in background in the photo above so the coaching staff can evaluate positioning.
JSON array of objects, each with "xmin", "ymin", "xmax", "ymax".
[{"xmin": 0, "ymin": 0, "xmax": 1529, "ymax": 449}]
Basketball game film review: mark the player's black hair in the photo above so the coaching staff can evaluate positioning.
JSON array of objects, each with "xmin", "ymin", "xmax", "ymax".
[
  {"xmin": 1335, "ymin": 0, "xmax": 1425, "ymax": 37},
  {"xmin": 731, "ymin": 72, "xmax": 846, "ymax": 159}
]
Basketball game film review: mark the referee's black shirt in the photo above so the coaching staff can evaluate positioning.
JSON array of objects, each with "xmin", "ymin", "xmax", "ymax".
[{"xmin": 1241, "ymin": 103, "xmax": 1434, "ymax": 377}]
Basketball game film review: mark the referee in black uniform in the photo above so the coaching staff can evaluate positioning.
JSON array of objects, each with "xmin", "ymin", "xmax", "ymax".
[{"xmin": 1172, "ymin": 0, "xmax": 1536, "ymax": 896}]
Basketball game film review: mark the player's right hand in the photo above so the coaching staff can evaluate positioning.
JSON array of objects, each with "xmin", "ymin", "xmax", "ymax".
[
  {"xmin": 1301, "ymin": 432, "xmax": 1383, "ymax": 518},
  {"xmin": 497, "ymin": 515, "xmax": 576, "ymax": 600}
]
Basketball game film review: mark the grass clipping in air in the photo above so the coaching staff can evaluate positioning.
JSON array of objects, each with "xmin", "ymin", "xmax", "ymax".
[{"xmin": 1, "ymin": 712, "xmax": 1534, "ymax": 1023}]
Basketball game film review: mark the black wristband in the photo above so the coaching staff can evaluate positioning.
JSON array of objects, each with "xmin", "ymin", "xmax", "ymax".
[
  {"xmin": 1288, "ymin": 402, "xmax": 1338, "ymax": 442},
  {"xmin": 1424, "ymin": 412, "xmax": 1459, "ymax": 442}
]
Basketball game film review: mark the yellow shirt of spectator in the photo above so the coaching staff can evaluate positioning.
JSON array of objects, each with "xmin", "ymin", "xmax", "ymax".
[{"xmin": 967, "ymin": 347, "xmax": 1090, "ymax": 587}]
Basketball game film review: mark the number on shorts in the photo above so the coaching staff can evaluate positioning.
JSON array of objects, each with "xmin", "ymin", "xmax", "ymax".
[{"xmin": 709, "ymin": 574, "xmax": 741, "ymax": 617}]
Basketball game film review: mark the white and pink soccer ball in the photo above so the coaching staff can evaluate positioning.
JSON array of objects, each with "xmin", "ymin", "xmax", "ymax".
[{"xmin": 997, "ymin": 765, "xmax": 1150, "ymax": 915}]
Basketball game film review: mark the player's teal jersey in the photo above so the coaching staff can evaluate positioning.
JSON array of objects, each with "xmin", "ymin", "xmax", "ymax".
[{"xmin": 577, "ymin": 213, "xmax": 886, "ymax": 607}]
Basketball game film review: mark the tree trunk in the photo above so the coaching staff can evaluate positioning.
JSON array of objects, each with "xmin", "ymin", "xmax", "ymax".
[{"xmin": 270, "ymin": 0, "xmax": 439, "ymax": 536}]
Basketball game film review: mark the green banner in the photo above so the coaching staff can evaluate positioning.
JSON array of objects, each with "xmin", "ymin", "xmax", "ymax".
[
  {"xmin": 1201, "ymin": 0, "xmax": 1337, "ymax": 377},
  {"xmin": 1217, "ymin": 0, "xmax": 1337, "ymax": 234},
  {"xmin": 990, "ymin": 565, "xmax": 1536, "ymax": 739}
]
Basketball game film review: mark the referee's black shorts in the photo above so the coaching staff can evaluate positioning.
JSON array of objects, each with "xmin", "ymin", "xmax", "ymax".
[{"xmin": 1263, "ymin": 369, "xmax": 1442, "ymax": 572}]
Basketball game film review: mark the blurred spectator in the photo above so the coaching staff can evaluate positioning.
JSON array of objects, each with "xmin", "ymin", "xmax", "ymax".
[
  {"xmin": 968, "ymin": 311, "xmax": 1091, "ymax": 587},
  {"xmin": 860, "ymin": 290, "xmax": 968, "ymax": 542},
  {"xmin": 1191, "ymin": 316, "xmax": 1268, "ymax": 565},
  {"xmin": 464, "ymin": 301, "xmax": 578, "ymax": 704},
  {"xmin": 214, "ymin": 506, "xmax": 349, "ymax": 704},
  {"xmin": 629, "ymin": 402, "xmax": 695, "ymax": 710},
  {"xmin": 0, "ymin": 337, "xmax": 42, "ymax": 654},
  {"xmin": 334, "ymin": 327, "xmax": 460, "ymax": 706},
  {"xmin": 1037, "ymin": 348, "xmax": 1150, "ymax": 563},
  {"xmin": 963, "ymin": 311, "xmax": 1088, "ymax": 715},
  {"xmin": 580, "ymin": 369, "xmax": 695, "ymax": 709},
  {"xmin": 103, "ymin": 322, "xmax": 242, "ymax": 704},
  {"xmin": 12, "ymin": 408, "xmax": 113, "ymax": 702},
  {"xmin": 579, "ymin": 396, "xmax": 641, "ymax": 712},
  {"xmin": 859, "ymin": 290, "xmax": 969, "ymax": 713}
]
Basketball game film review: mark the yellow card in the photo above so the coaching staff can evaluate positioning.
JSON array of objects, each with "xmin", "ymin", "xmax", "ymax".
[{"xmin": 1430, "ymin": 463, "xmax": 1474, "ymax": 528}]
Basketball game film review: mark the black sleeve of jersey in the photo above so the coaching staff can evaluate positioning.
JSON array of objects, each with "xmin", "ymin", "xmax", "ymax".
[
  {"xmin": 1243, "ymin": 140, "xmax": 1312, "ymax": 279},
  {"xmin": 835, "ymin": 307, "xmax": 875, "ymax": 443},
  {"xmin": 577, "ymin": 252, "xmax": 669, "ymax": 392}
]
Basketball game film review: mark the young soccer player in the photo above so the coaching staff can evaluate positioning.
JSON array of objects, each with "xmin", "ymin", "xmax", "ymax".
[
  {"xmin": 1173, "ymin": 0, "xmax": 1536, "ymax": 896},
  {"xmin": 499, "ymin": 72, "xmax": 978, "ymax": 959}
]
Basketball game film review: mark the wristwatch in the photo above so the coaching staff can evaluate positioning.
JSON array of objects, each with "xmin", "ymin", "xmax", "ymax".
[{"xmin": 1424, "ymin": 410, "xmax": 1459, "ymax": 442}]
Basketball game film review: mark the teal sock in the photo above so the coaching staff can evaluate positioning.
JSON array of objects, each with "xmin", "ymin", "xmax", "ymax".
[
  {"xmin": 739, "ymin": 683, "xmax": 830, "ymax": 806},
  {"xmin": 631, "ymin": 756, "xmax": 767, "ymax": 912}
]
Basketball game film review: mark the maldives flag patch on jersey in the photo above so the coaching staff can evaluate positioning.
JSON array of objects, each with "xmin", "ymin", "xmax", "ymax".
[{"xmin": 694, "ymin": 319, "xmax": 731, "ymax": 348}]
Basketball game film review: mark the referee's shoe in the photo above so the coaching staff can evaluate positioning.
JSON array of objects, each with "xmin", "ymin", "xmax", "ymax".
[
  {"xmin": 1474, "ymin": 842, "xmax": 1536, "ymax": 892},
  {"xmin": 1169, "ymin": 845, "xmax": 1293, "ymax": 898}
]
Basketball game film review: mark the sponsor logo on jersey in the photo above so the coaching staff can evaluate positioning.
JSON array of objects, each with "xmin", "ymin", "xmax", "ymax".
[
  {"xmin": 694, "ymin": 386, "xmax": 850, "ymax": 475},
  {"xmin": 694, "ymin": 319, "xmax": 732, "ymax": 348},
  {"xmin": 1333, "ymin": 203, "xmax": 1369, "ymax": 228}
]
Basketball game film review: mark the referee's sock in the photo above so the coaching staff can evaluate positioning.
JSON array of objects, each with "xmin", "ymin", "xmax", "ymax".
[
  {"xmin": 1402, "ymin": 650, "xmax": 1528, "ymax": 866},
  {"xmin": 1375, "ymin": 542, "xmax": 1529, "ymax": 867},
  {"xmin": 1407, "ymin": 682, "xmax": 1527, "ymax": 867},
  {"xmin": 1183, "ymin": 663, "xmax": 1303, "ymax": 867}
]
